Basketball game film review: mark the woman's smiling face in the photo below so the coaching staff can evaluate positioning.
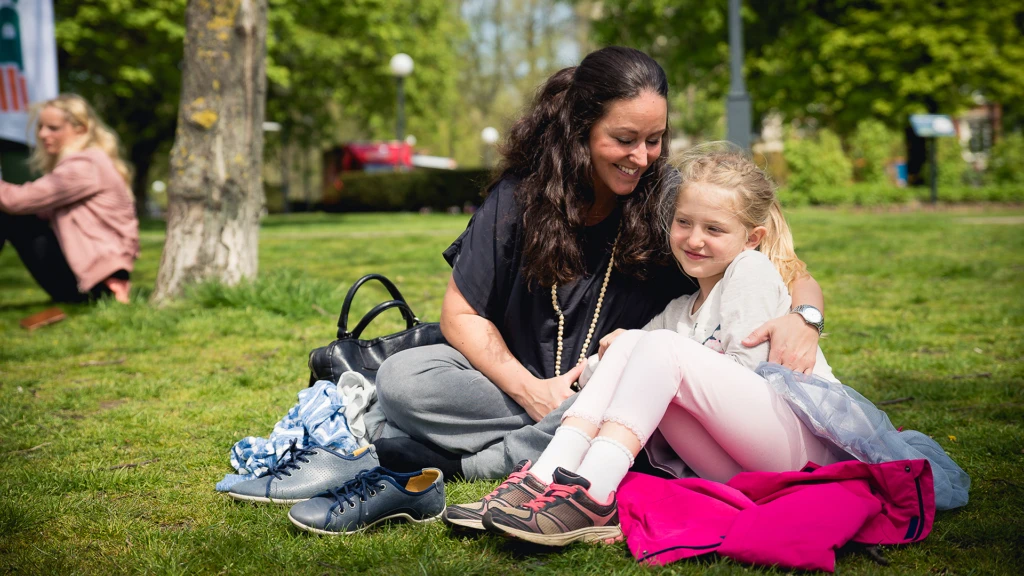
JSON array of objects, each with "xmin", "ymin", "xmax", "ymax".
[{"xmin": 588, "ymin": 90, "xmax": 667, "ymax": 200}]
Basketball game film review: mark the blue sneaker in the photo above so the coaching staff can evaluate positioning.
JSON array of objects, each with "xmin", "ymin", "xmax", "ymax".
[
  {"xmin": 228, "ymin": 444, "xmax": 379, "ymax": 504},
  {"xmin": 288, "ymin": 467, "xmax": 445, "ymax": 535}
]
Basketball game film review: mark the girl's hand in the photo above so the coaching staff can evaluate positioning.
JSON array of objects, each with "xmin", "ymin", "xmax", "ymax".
[
  {"xmin": 742, "ymin": 314, "xmax": 819, "ymax": 373},
  {"xmin": 519, "ymin": 362, "xmax": 586, "ymax": 422},
  {"xmin": 598, "ymin": 328, "xmax": 628, "ymax": 359}
]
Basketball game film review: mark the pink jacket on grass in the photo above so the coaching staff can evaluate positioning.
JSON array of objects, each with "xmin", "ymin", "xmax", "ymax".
[
  {"xmin": 0, "ymin": 148, "xmax": 139, "ymax": 292},
  {"xmin": 616, "ymin": 459, "xmax": 935, "ymax": 572}
]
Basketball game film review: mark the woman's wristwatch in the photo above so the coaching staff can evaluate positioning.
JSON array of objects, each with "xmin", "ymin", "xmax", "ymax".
[{"xmin": 790, "ymin": 305, "xmax": 824, "ymax": 335}]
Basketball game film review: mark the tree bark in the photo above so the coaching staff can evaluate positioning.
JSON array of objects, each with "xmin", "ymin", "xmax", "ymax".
[{"xmin": 154, "ymin": 0, "xmax": 267, "ymax": 302}]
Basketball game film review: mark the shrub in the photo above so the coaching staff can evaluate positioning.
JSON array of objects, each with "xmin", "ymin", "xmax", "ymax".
[
  {"xmin": 321, "ymin": 168, "xmax": 493, "ymax": 212},
  {"xmin": 849, "ymin": 119, "xmax": 901, "ymax": 184},
  {"xmin": 984, "ymin": 185, "xmax": 1024, "ymax": 202},
  {"xmin": 783, "ymin": 129, "xmax": 852, "ymax": 202},
  {"xmin": 923, "ymin": 137, "xmax": 971, "ymax": 188},
  {"xmin": 790, "ymin": 183, "xmax": 1015, "ymax": 206},
  {"xmin": 987, "ymin": 132, "xmax": 1024, "ymax": 186},
  {"xmin": 807, "ymin": 185, "xmax": 853, "ymax": 206}
]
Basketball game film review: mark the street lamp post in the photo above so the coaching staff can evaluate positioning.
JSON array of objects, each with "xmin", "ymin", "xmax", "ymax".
[
  {"xmin": 389, "ymin": 53, "xmax": 414, "ymax": 142},
  {"xmin": 726, "ymin": 0, "xmax": 751, "ymax": 151},
  {"xmin": 481, "ymin": 126, "xmax": 499, "ymax": 167}
]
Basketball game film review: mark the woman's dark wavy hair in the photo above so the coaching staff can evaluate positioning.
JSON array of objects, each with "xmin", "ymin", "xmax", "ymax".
[{"xmin": 496, "ymin": 45, "xmax": 670, "ymax": 288}]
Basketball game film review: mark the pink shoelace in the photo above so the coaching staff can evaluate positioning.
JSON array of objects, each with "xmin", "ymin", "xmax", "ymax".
[
  {"xmin": 523, "ymin": 483, "xmax": 576, "ymax": 512},
  {"xmin": 482, "ymin": 468, "xmax": 530, "ymax": 502}
]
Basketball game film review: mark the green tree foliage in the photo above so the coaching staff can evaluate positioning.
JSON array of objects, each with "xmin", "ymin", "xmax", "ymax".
[
  {"xmin": 751, "ymin": 1, "xmax": 1024, "ymax": 134},
  {"xmin": 451, "ymin": 0, "xmax": 581, "ymax": 166},
  {"xmin": 266, "ymin": 0, "xmax": 462, "ymax": 152},
  {"xmin": 54, "ymin": 0, "xmax": 462, "ymax": 206},
  {"xmin": 55, "ymin": 0, "xmax": 187, "ymax": 210},
  {"xmin": 588, "ymin": 1, "xmax": 1024, "ymax": 134}
]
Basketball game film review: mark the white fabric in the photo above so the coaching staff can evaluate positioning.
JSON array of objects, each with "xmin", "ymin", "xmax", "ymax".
[
  {"xmin": 0, "ymin": 0, "xmax": 58, "ymax": 145},
  {"xmin": 645, "ymin": 250, "xmax": 837, "ymax": 380},
  {"xmin": 336, "ymin": 371, "xmax": 377, "ymax": 443},
  {"xmin": 580, "ymin": 250, "xmax": 837, "ymax": 387}
]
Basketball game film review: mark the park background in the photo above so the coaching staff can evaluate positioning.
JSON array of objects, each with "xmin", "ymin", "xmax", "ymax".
[{"xmin": 2, "ymin": 1, "xmax": 1023, "ymax": 574}]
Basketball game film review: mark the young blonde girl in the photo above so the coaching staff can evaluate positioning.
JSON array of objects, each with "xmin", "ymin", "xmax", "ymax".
[
  {"xmin": 0, "ymin": 94, "xmax": 138, "ymax": 303},
  {"xmin": 443, "ymin": 144, "xmax": 840, "ymax": 545}
]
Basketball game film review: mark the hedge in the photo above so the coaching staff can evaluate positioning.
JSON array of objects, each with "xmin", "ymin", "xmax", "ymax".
[
  {"xmin": 319, "ymin": 168, "xmax": 494, "ymax": 212},
  {"xmin": 276, "ymin": 167, "xmax": 1020, "ymax": 213},
  {"xmin": 780, "ymin": 183, "xmax": 1024, "ymax": 207}
]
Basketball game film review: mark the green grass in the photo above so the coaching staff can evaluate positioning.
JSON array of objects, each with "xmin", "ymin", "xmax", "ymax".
[{"xmin": 1, "ymin": 208, "xmax": 1022, "ymax": 575}]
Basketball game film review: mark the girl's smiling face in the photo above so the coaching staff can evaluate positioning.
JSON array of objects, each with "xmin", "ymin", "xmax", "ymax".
[
  {"xmin": 670, "ymin": 183, "xmax": 765, "ymax": 289},
  {"xmin": 588, "ymin": 90, "xmax": 667, "ymax": 200}
]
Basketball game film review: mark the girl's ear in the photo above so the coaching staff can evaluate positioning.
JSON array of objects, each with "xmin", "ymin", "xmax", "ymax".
[{"xmin": 746, "ymin": 226, "xmax": 767, "ymax": 250}]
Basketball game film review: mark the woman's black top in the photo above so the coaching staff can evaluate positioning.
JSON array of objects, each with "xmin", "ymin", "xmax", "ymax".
[{"xmin": 443, "ymin": 177, "xmax": 693, "ymax": 379}]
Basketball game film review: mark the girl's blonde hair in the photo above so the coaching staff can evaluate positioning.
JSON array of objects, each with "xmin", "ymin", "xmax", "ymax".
[
  {"xmin": 29, "ymin": 93, "xmax": 132, "ymax": 186},
  {"xmin": 659, "ymin": 142, "xmax": 808, "ymax": 290}
]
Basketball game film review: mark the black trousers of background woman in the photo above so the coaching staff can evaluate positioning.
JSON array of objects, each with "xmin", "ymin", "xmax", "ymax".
[{"xmin": 0, "ymin": 212, "xmax": 119, "ymax": 303}]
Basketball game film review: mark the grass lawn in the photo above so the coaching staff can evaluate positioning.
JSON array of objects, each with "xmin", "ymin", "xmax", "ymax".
[{"xmin": 1, "ymin": 207, "xmax": 1022, "ymax": 575}]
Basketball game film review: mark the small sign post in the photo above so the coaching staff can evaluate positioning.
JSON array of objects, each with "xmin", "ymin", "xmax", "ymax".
[{"xmin": 909, "ymin": 114, "xmax": 957, "ymax": 203}]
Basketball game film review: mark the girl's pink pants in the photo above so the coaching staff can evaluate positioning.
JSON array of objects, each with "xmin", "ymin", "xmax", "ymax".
[{"xmin": 565, "ymin": 329, "xmax": 837, "ymax": 482}]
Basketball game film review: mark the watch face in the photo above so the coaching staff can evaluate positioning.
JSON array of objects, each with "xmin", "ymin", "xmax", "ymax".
[{"xmin": 802, "ymin": 307, "xmax": 823, "ymax": 323}]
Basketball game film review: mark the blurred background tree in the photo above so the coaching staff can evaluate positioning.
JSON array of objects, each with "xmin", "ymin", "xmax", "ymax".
[
  {"xmin": 52, "ymin": 0, "xmax": 1022, "ymax": 212},
  {"xmin": 588, "ymin": 0, "xmax": 1023, "ymax": 183},
  {"xmin": 54, "ymin": 0, "xmax": 465, "ymax": 211},
  {"xmin": 55, "ymin": 0, "xmax": 186, "ymax": 215}
]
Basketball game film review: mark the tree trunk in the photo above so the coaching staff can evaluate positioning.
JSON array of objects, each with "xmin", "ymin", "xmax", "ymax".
[{"xmin": 153, "ymin": 0, "xmax": 267, "ymax": 302}]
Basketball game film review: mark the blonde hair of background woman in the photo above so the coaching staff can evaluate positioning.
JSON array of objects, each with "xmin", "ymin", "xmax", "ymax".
[
  {"xmin": 659, "ymin": 142, "xmax": 809, "ymax": 290},
  {"xmin": 28, "ymin": 93, "xmax": 132, "ymax": 187}
]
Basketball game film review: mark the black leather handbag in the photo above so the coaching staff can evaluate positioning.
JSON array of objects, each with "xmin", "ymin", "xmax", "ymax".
[{"xmin": 307, "ymin": 274, "xmax": 446, "ymax": 385}]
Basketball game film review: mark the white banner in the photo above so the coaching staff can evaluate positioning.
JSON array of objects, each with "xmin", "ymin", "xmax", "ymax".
[{"xmin": 0, "ymin": 0, "xmax": 58, "ymax": 144}]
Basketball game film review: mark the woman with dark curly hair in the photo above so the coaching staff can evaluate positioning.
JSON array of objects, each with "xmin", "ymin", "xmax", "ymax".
[{"xmin": 373, "ymin": 47, "xmax": 824, "ymax": 482}]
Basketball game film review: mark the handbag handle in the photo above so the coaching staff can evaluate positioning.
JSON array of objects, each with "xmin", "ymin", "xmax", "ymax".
[
  {"xmin": 345, "ymin": 299, "xmax": 419, "ymax": 340},
  {"xmin": 337, "ymin": 274, "xmax": 414, "ymax": 337}
]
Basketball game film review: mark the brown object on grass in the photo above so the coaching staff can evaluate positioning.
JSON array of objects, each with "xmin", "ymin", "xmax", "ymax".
[{"xmin": 19, "ymin": 307, "xmax": 67, "ymax": 330}]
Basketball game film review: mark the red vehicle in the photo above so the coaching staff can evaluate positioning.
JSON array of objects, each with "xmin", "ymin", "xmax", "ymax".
[
  {"xmin": 324, "ymin": 141, "xmax": 414, "ymax": 185},
  {"xmin": 322, "ymin": 141, "xmax": 456, "ymax": 199}
]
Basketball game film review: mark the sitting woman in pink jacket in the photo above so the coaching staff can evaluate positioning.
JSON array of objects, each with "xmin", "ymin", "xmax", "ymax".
[{"xmin": 0, "ymin": 93, "xmax": 138, "ymax": 303}]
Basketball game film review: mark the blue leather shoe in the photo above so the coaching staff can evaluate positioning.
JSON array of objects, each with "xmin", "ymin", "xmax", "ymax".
[{"xmin": 288, "ymin": 467, "xmax": 445, "ymax": 535}]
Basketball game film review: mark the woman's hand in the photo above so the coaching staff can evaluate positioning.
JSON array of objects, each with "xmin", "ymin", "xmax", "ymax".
[
  {"xmin": 598, "ymin": 328, "xmax": 627, "ymax": 359},
  {"xmin": 742, "ymin": 313, "xmax": 819, "ymax": 373},
  {"xmin": 519, "ymin": 362, "xmax": 586, "ymax": 422}
]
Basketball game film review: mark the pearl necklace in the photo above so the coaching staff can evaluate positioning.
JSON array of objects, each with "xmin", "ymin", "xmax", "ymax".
[{"xmin": 551, "ymin": 230, "xmax": 620, "ymax": 378}]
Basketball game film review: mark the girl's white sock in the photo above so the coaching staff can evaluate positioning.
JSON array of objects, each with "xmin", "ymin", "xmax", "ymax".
[
  {"xmin": 531, "ymin": 425, "xmax": 593, "ymax": 484},
  {"xmin": 575, "ymin": 436, "xmax": 635, "ymax": 503}
]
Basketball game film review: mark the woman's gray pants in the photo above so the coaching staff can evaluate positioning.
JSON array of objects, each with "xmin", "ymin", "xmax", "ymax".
[{"xmin": 368, "ymin": 344, "xmax": 576, "ymax": 480}]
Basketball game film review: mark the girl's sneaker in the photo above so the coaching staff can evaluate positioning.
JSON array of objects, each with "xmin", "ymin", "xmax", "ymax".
[
  {"xmin": 441, "ymin": 460, "xmax": 548, "ymax": 531},
  {"xmin": 482, "ymin": 467, "xmax": 621, "ymax": 546}
]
